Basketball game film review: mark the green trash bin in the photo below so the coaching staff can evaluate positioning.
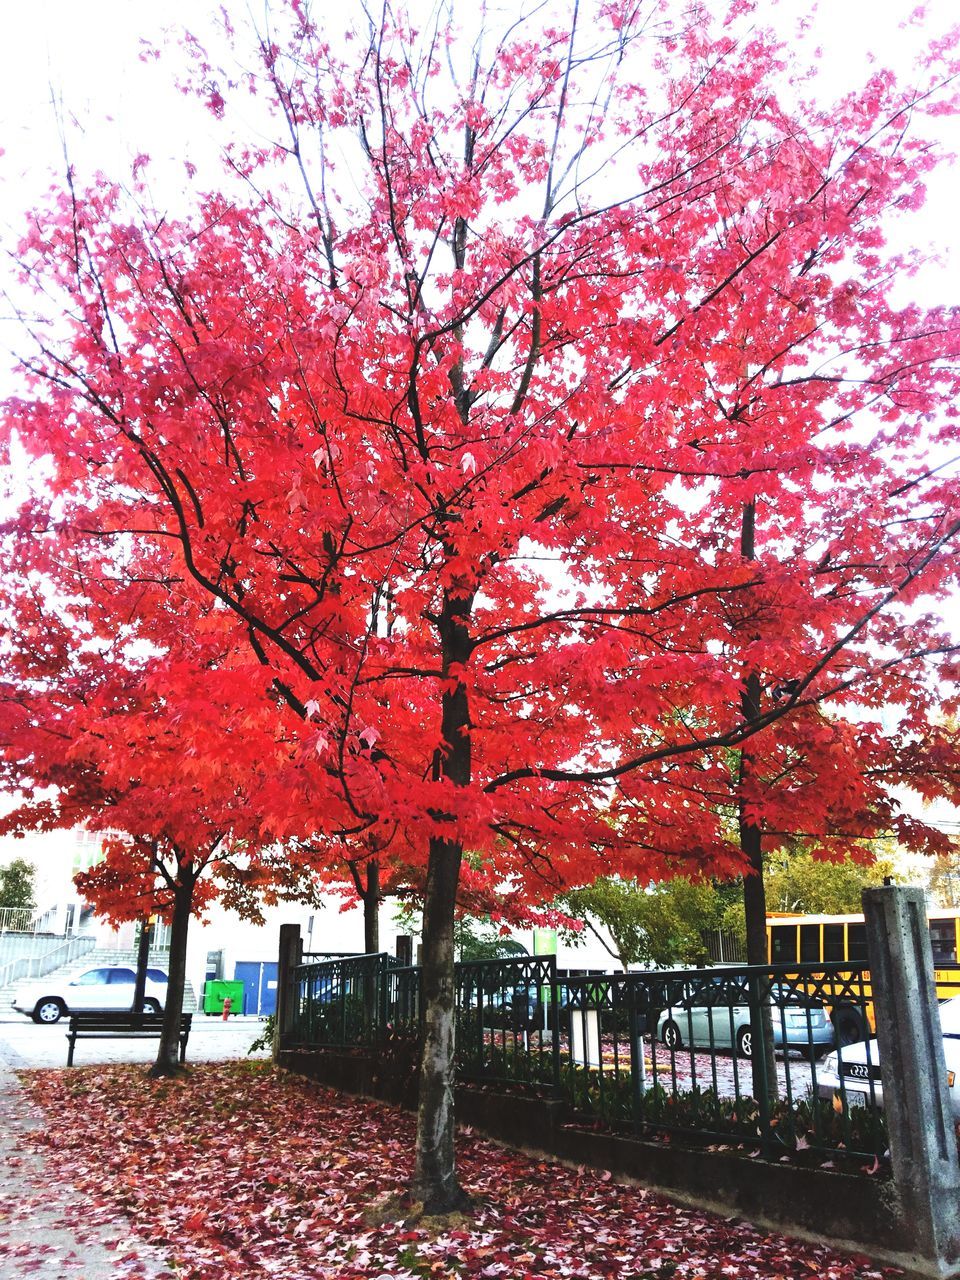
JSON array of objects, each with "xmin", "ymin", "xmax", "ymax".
[{"xmin": 203, "ymin": 979, "xmax": 245, "ymax": 1016}]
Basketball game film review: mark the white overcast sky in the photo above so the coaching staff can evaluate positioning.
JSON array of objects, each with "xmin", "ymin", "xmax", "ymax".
[
  {"xmin": 1, "ymin": 0, "xmax": 955, "ymax": 489},
  {"xmin": 0, "ymin": 0, "xmax": 957, "ymax": 300}
]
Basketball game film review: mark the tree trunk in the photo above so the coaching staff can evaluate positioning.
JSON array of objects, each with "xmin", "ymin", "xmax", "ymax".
[
  {"xmin": 740, "ymin": 789, "xmax": 777, "ymax": 1103},
  {"xmin": 412, "ymin": 835, "xmax": 465, "ymax": 1211},
  {"xmin": 741, "ymin": 823, "xmax": 768, "ymax": 968},
  {"xmin": 148, "ymin": 861, "xmax": 195, "ymax": 1079},
  {"xmin": 738, "ymin": 499, "xmax": 777, "ymax": 1102},
  {"xmin": 739, "ymin": 668, "xmax": 768, "ymax": 972},
  {"xmin": 363, "ymin": 859, "xmax": 380, "ymax": 954},
  {"xmin": 132, "ymin": 919, "xmax": 152, "ymax": 1012},
  {"xmin": 411, "ymin": 585, "xmax": 473, "ymax": 1213},
  {"xmin": 361, "ymin": 859, "xmax": 381, "ymax": 1033}
]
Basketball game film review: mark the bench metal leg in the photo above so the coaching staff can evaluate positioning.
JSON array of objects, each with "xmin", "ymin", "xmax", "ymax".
[{"xmin": 66, "ymin": 1035, "xmax": 77, "ymax": 1067}]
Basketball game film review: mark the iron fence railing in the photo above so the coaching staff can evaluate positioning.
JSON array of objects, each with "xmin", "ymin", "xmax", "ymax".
[
  {"xmin": 291, "ymin": 952, "xmax": 405, "ymax": 1047},
  {"xmin": 288, "ymin": 953, "xmax": 915, "ymax": 1165},
  {"xmin": 385, "ymin": 964, "xmax": 422, "ymax": 1038},
  {"xmin": 456, "ymin": 956, "xmax": 560, "ymax": 1090}
]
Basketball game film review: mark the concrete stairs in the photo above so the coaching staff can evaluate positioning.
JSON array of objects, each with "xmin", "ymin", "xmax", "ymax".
[{"xmin": 1, "ymin": 947, "xmax": 198, "ymax": 1013}]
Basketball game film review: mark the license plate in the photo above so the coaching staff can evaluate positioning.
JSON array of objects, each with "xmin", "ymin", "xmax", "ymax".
[{"xmin": 840, "ymin": 1089, "xmax": 868, "ymax": 1108}]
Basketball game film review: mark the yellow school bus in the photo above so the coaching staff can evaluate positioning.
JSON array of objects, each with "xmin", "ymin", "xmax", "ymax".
[{"xmin": 766, "ymin": 908, "xmax": 960, "ymax": 1042}]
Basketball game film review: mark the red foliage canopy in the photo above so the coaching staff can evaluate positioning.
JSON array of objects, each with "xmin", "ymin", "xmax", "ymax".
[{"xmin": 3, "ymin": 0, "xmax": 959, "ymax": 1201}]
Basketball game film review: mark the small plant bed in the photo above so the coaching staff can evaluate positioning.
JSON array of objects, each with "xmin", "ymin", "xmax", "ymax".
[
  {"xmin": 17, "ymin": 1062, "xmax": 900, "ymax": 1280},
  {"xmin": 460, "ymin": 1047, "xmax": 888, "ymax": 1171},
  {"xmin": 561, "ymin": 1069, "xmax": 889, "ymax": 1171}
]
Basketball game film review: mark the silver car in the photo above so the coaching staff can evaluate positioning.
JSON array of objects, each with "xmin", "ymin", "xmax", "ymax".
[
  {"xmin": 656, "ymin": 977, "xmax": 835, "ymax": 1058},
  {"xmin": 12, "ymin": 966, "xmax": 168, "ymax": 1024}
]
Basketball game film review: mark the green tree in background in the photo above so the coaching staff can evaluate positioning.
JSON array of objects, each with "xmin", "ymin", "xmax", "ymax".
[
  {"xmin": 763, "ymin": 845, "xmax": 896, "ymax": 915},
  {"xmin": 455, "ymin": 917, "xmax": 528, "ymax": 963},
  {"xmin": 0, "ymin": 858, "xmax": 35, "ymax": 911},
  {"xmin": 556, "ymin": 877, "xmax": 727, "ymax": 970},
  {"xmin": 393, "ymin": 899, "xmax": 529, "ymax": 964},
  {"xmin": 557, "ymin": 846, "xmax": 896, "ymax": 971}
]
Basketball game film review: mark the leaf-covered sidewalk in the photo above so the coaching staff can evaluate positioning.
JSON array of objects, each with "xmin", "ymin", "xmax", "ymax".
[{"xmin": 15, "ymin": 1063, "xmax": 899, "ymax": 1280}]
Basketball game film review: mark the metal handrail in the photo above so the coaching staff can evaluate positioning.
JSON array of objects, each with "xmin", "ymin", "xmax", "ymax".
[
  {"xmin": 0, "ymin": 935, "xmax": 98, "ymax": 990},
  {"xmin": 0, "ymin": 906, "xmax": 41, "ymax": 934}
]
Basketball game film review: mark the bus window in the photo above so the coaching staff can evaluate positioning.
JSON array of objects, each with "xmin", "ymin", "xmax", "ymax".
[
  {"xmin": 800, "ymin": 924, "xmax": 820, "ymax": 963},
  {"xmin": 929, "ymin": 920, "xmax": 958, "ymax": 965},
  {"xmin": 848, "ymin": 923, "xmax": 868, "ymax": 962},
  {"xmin": 823, "ymin": 923, "xmax": 844, "ymax": 962},
  {"xmin": 771, "ymin": 926, "xmax": 797, "ymax": 963}
]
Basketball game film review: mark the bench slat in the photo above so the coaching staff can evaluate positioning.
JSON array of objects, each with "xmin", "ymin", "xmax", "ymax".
[{"xmin": 66, "ymin": 1012, "xmax": 193, "ymax": 1066}]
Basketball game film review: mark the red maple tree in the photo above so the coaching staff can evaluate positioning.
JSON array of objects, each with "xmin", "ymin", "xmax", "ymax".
[
  {"xmin": 3, "ymin": 1, "xmax": 959, "ymax": 1205},
  {"xmin": 0, "ymin": 568, "xmax": 340, "ymax": 1073}
]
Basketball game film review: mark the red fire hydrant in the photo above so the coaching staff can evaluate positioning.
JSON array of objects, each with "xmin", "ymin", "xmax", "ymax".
[{"xmin": 221, "ymin": 996, "xmax": 232, "ymax": 1021}]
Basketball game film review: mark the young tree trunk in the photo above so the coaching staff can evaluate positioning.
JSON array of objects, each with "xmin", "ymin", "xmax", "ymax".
[
  {"xmin": 740, "ymin": 791, "xmax": 777, "ymax": 1102},
  {"xmin": 363, "ymin": 858, "xmax": 380, "ymax": 954},
  {"xmin": 148, "ymin": 859, "xmax": 196, "ymax": 1079},
  {"xmin": 411, "ymin": 585, "xmax": 473, "ymax": 1213},
  {"xmin": 361, "ymin": 859, "xmax": 381, "ymax": 1033},
  {"xmin": 738, "ymin": 500, "xmax": 778, "ymax": 1103},
  {"xmin": 739, "ymin": 670, "xmax": 769, "ymax": 975},
  {"xmin": 412, "ymin": 835, "xmax": 465, "ymax": 1211},
  {"xmin": 737, "ymin": 499, "xmax": 783, "ymax": 1100},
  {"xmin": 132, "ymin": 918, "xmax": 152, "ymax": 1011}
]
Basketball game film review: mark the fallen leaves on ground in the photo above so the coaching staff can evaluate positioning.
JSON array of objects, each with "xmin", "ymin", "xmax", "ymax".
[{"xmin": 16, "ymin": 1062, "xmax": 900, "ymax": 1280}]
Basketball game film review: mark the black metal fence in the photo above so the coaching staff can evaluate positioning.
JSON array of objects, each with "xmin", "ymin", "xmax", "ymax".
[{"xmin": 288, "ymin": 952, "xmax": 903, "ymax": 1165}]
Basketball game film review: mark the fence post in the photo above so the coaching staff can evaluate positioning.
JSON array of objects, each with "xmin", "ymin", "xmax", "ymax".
[
  {"xmin": 862, "ymin": 885, "xmax": 960, "ymax": 1278},
  {"xmin": 747, "ymin": 969, "xmax": 774, "ymax": 1157},
  {"xmin": 550, "ymin": 957, "xmax": 561, "ymax": 1092},
  {"xmin": 274, "ymin": 923, "xmax": 303, "ymax": 1057},
  {"xmin": 379, "ymin": 954, "xmax": 391, "ymax": 1039}
]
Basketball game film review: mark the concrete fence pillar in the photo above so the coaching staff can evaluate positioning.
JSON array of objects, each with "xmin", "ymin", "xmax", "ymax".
[
  {"xmin": 862, "ymin": 886, "xmax": 960, "ymax": 1278},
  {"xmin": 274, "ymin": 922, "xmax": 303, "ymax": 1057}
]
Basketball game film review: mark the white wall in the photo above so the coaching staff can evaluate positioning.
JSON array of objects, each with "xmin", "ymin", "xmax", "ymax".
[{"xmin": 182, "ymin": 893, "xmax": 369, "ymax": 1009}]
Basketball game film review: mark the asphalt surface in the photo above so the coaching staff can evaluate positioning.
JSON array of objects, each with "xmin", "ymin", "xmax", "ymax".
[
  {"xmin": 0, "ymin": 1011, "xmax": 270, "ymax": 1277},
  {"xmin": 0, "ymin": 1009, "xmax": 270, "ymax": 1070}
]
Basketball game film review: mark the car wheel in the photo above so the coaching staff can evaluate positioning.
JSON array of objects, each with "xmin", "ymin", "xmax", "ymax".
[
  {"xmin": 33, "ymin": 998, "xmax": 66, "ymax": 1025},
  {"xmin": 143, "ymin": 998, "xmax": 161, "ymax": 1014},
  {"xmin": 661, "ymin": 1020, "xmax": 683, "ymax": 1050},
  {"xmin": 736, "ymin": 1026, "xmax": 753, "ymax": 1059}
]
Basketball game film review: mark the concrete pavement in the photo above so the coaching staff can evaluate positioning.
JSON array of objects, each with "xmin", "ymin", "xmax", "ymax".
[
  {"xmin": 0, "ymin": 1012, "xmax": 270, "ymax": 1276},
  {"xmin": 0, "ymin": 1010, "xmax": 271, "ymax": 1070}
]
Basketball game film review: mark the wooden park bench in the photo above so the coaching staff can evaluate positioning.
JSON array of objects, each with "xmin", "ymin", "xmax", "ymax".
[{"xmin": 65, "ymin": 1011, "xmax": 193, "ymax": 1066}]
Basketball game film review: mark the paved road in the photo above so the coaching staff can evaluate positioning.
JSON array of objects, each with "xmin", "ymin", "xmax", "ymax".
[{"xmin": 0, "ymin": 1010, "xmax": 270, "ymax": 1070}]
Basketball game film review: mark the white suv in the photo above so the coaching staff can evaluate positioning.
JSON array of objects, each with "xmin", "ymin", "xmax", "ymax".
[
  {"xmin": 817, "ymin": 994, "xmax": 960, "ymax": 1117},
  {"xmin": 12, "ymin": 966, "xmax": 168, "ymax": 1024}
]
